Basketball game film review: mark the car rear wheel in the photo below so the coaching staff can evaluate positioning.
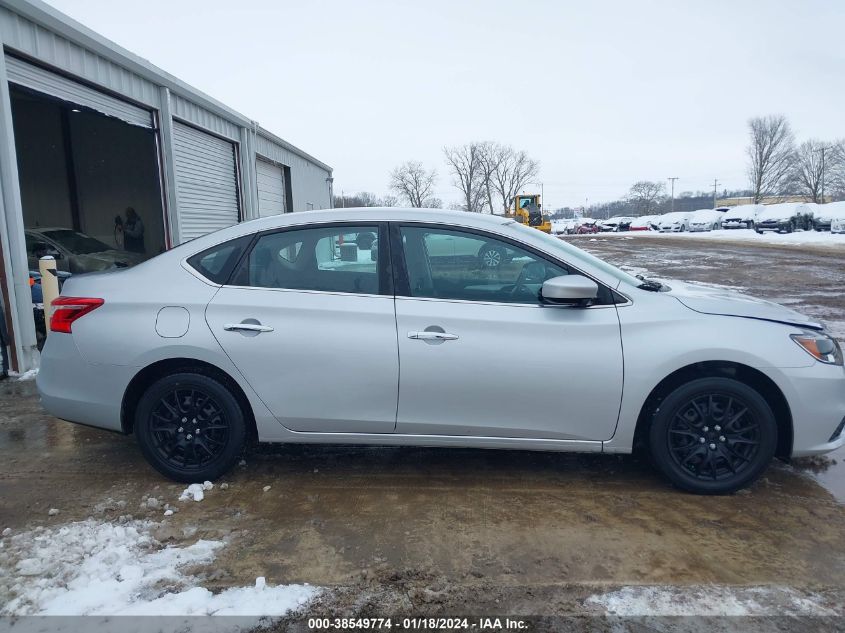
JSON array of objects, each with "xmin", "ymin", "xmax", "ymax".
[
  {"xmin": 648, "ymin": 377, "xmax": 777, "ymax": 494},
  {"xmin": 135, "ymin": 372, "xmax": 246, "ymax": 482}
]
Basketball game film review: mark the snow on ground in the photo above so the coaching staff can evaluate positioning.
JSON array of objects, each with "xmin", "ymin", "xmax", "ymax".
[
  {"xmin": 571, "ymin": 228, "xmax": 845, "ymax": 247},
  {"xmin": 179, "ymin": 481, "xmax": 214, "ymax": 502},
  {"xmin": 8, "ymin": 368, "xmax": 38, "ymax": 381},
  {"xmin": 0, "ymin": 518, "xmax": 318, "ymax": 618},
  {"xmin": 586, "ymin": 585, "xmax": 839, "ymax": 616}
]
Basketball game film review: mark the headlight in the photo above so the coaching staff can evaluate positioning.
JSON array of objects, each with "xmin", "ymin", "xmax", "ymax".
[{"xmin": 791, "ymin": 330, "xmax": 844, "ymax": 365}]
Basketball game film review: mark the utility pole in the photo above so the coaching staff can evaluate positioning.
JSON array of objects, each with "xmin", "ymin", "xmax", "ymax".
[
  {"xmin": 668, "ymin": 177, "xmax": 678, "ymax": 213},
  {"xmin": 816, "ymin": 145, "xmax": 834, "ymax": 204},
  {"xmin": 713, "ymin": 179, "xmax": 720, "ymax": 209}
]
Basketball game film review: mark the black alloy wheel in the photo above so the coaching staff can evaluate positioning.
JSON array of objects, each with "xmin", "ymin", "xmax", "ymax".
[
  {"xmin": 649, "ymin": 377, "xmax": 777, "ymax": 494},
  {"xmin": 136, "ymin": 373, "xmax": 245, "ymax": 482}
]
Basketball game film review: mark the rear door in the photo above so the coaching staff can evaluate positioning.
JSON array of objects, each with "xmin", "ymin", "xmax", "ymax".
[{"xmin": 204, "ymin": 223, "xmax": 399, "ymax": 433}]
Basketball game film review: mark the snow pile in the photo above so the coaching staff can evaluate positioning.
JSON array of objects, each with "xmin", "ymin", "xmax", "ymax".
[
  {"xmin": 7, "ymin": 368, "xmax": 39, "ymax": 381},
  {"xmin": 576, "ymin": 228, "xmax": 845, "ymax": 247},
  {"xmin": 179, "ymin": 481, "xmax": 214, "ymax": 502},
  {"xmin": 586, "ymin": 585, "xmax": 838, "ymax": 616},
  {"xmin": 0, "ymin": 519, "xmax": 318, "ymax": 616}
]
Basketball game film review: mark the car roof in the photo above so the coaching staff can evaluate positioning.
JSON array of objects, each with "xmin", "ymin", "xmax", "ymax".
[{"xmin": 241, "ymin": 207, "xmax": 513, "ymax": 231}]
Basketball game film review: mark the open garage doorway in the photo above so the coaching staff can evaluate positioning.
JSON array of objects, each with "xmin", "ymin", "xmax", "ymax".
[{"xmin": 10, "ymin": 84, "xmax": 167, "ymax": 276}]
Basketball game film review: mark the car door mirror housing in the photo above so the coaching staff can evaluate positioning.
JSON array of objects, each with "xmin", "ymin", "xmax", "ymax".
[{"xmin": 541, "ymin": 275, "xmax": 599, "ymax": 306}]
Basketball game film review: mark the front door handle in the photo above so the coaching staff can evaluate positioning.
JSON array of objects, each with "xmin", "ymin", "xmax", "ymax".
[
  {"xmin": 224, "ymin": 322, "xmax": 274, "ymax": 333},
  {"xmin": 408, "ymin": 331, "xmax": 459, "ymax": 341}
]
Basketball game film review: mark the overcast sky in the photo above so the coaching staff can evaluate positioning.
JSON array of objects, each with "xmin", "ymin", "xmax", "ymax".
[{"xmin": 45, "ymin": 0, "xmax": 845, "ymax": 209}]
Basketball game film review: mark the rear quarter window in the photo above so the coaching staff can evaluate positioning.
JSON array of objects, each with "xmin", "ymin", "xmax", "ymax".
[{"xmin": 187, "ymin": 235, "xmax": 252, "ymax": 284}]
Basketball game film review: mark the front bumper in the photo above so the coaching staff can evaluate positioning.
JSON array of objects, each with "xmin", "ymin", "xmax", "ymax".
[
  {"xmin": 721, "ymin": 220, "xmax": 748, "ymax": 229},
  {"xmin": 773, "ymin": 362, "xmax": 845, "ymax": 457},
  {"xmin": 757, "ymin": 221, "xmax": 788, "ymax": 232},
  {"xmin": 37, "ymin": 333, "xmax": 136, "ymax": 433}
]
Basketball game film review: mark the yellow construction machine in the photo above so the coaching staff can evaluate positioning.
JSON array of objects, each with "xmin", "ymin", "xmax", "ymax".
[{"xmin": 508, "ymin": 194, "xmax": 551, "ymax": 233}]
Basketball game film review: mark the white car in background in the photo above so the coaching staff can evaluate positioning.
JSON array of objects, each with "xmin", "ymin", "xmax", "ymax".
[
  {"xmin": 599, "ymin": 216, "xmax": 636, "ymax": 232},
  {"xmin": 551, "ymin": 219, "xmax": 576, "ymax": 235},
  {"xmin": 721, "ymin": 205, "xmax": 763, "ymax": 230},
  {"xmin": 831, "ymin": 217, "xmax": 845, "ymax": 234},
  {"xmin": 657, "ymin": 211, "xmax": 693, "ymax": 232},
  {"xmin": 812, "ymin": 201, "xmax": 845, "ymax": 231},
  {"xmin": 688, "ymin": 209, "xmax": 725, "ymax": 232}
]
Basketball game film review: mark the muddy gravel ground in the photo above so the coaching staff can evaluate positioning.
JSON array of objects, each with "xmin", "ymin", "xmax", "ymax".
[{"xmin": 1, "ymin": 235, "xmax": 844, "ymax": 629}]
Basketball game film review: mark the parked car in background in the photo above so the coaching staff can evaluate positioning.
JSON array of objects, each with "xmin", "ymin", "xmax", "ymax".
[
  {"xmin": 25, "ymin": 228, "xmax": 145, "ymax": 274},
  {"xmin": 755, "ymin": 203, "xmax": 816, "ymax": 234},
  {"xmin": 29, "ymin": 269, "xmax": 72, "ymax": 350},
  {"xmin": 721, "ymin": 205, "xmax": 763, "ymax": 230},
  {"xmin": 689, "ymin": 209, "xmax": 725, "ymax": 232},
  {"xmin": 629, "ymin": 215, "xmax": 657, "ymax": 231},
  {"xmin": 551, "ymin": 219, "xmax": 576, "ymax": 235},
  {"xmin": 599, "ymin": 216, "xmax": 635, "ymax": 232},
  {"xmin": 812, "ymin": 202, "xmax": 845, "ymax": 231},
  {"xmin": 831, "ymin": 217, "xmax": 845, "ymax": 234},
  {"xmin": 573, "ymin": 219, "xmax": 600, "ymax": 234},
  {"xmin": 37, "ymin": 208, "xmax": 845, "ymax": 495},
  {"xmin": 657, "ymin": 211, "xmax": 692, "ymax": 232}
]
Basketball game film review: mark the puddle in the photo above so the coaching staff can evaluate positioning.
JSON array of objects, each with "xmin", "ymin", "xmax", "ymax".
[{"xmin": 791, "ymin": 447, "xmax": 845, "ymax": 503}]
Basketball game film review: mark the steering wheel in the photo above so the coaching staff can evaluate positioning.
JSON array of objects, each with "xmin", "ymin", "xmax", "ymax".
[{"xmin": 509, "ymin": 261, "xmax": 545, "ymax": 300}]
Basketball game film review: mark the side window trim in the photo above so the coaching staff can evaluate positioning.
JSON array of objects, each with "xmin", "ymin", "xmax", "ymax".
[
  {"xmin": 227, "ymin": 221, "xmax": 391, "ymax": 296},
  {"xmin": 391, "ymin": 222, "xmax": 617, "ymax": 305}
]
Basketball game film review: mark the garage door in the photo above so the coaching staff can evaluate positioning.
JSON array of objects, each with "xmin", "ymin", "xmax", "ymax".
[
  {"xmin": 5, "ymin": 56, "xmax": 152, "ymax": 128},
  {"xmin": 173, "ymin": 122, "xmax": 240, "ymax": 242},
  {"xmin": 256, "ymin": 159, "xmax": 286, "ymax": 217}
]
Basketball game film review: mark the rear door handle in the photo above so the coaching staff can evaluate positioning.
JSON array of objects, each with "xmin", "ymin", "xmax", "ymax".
[
  {"xmin": 408, "ymin": 331, "xmax": 459, "ymax": 341},
  {"xmin": 224, "ymin": 322, "xmax": 274, "ymax": 333}
]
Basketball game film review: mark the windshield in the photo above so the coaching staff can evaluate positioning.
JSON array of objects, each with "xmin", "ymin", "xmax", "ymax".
[
  {"xmin": 41, "ymin": 230, "xmax": 111, "ymax": 255},
  {"xmin": 509, "ymin": 222, "xmax": 642, "ymax": 287}
]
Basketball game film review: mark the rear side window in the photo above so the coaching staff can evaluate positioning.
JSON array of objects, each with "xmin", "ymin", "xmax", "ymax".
[
  {"xmin": 234, "ymin": 225, "xmax": 382, "ymax": 295},
  {"xmin": 187, "ymin": 235, "xmax": 251, "ymax": 284}
]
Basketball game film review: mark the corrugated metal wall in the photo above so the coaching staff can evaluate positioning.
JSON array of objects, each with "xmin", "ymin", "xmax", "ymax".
[
  {"xmin": 255, "ymin": 132, "xmax": 332, "ymax": 212},
  {"xmin": 0, "ymin": 0, "xmax": 333, "ymax": 370}
]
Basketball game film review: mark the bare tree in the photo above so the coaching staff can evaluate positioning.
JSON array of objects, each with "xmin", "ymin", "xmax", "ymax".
[
  {"xmin": 824, "ymin": 139, "xmax": 845, "ymax": 201},
  {"xmin": 793, "ymin": 140, "xmax": 826, "ymax": 202},
  {"xmin": 627, "ymin": 180, "xmax": 666, "ymax": 214},
  {"xmin": 490, "ymin": 146, "xmax": 540, "ymax": 215},
  {"xmin": 747, "ymin": 115, "xmax": 796, "ymax": 203},
  {"xmin": 444, "ymin": 143, "xmax": 487, "ymax": 212},
  {"xmin": 476, "ymin": 142, "xmax": 506, "ymax": 214},
  {"xmin": 389, "ymin": 161, "xmax": 438, "ymax": 207}
]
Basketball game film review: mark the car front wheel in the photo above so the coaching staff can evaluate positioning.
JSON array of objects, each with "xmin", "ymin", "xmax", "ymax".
[
  {"xmin": 135, "ymin": 372, "xmax": 246, "ymax": 482},
  {"xmin": 478, "ymin": 244, "xmax": 505, "ymax": 268},
  {"xmin": 648, "ymin": 377, "xmax": 777, "ymax": 494}
]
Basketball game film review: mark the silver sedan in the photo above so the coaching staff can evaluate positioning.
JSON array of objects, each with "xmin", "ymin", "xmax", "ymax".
[{"xmin": 37, "ymin": 209, "xmax": 845, "ymax": 494}]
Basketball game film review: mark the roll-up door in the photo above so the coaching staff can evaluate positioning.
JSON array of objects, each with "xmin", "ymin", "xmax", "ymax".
[
  {"xmin": 256, "ymin": 158, "xmax": 286, "ymax": 216},
  {"xmin": 172, "ymin": 121, "xmax": 240, "ymax": 242},
  {"xmin": 5, "ymin": 56, "xmax": 152, "ymax": 128}
]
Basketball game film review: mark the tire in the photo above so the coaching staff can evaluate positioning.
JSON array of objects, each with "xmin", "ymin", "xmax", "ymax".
[
  {"xmin": 648, "ymin": 377, "xmax": 777, "ymax": 494},
  {"xmin": 478, "ymin": 244, "xmax": 505, "ymax": 268},
  {"xmin": 135, "ymin": 372, "xmax": 246, "ymax": 482}
]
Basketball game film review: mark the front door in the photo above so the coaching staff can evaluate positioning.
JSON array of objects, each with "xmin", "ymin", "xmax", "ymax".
[
  {"xmin": 205, "ymin": 223, "xmax": 398, "ymax": 433},
  {"xmin": 393, "ymin": 224, "xmax": 624, "ymax": 441}
]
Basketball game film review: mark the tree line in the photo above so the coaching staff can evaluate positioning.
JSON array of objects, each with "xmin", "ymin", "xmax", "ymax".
[{"xmin": 334, "ymin": 142, "xmax": 540, "ymax": 214}]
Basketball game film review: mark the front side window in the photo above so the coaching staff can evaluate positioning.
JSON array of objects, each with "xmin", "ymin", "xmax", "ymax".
[
  {"xmin": 235, "ymin": 225, "xmax": 381, "ymax": 294},
  {"xmin": 399, "ymin": 226, "xmax": 569, "ymax": 304}
]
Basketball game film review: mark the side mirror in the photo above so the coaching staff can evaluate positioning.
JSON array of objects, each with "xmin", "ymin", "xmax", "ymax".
[{"xmin": 541, "ymin": 275, "xmax": 598, "ymax": 306}]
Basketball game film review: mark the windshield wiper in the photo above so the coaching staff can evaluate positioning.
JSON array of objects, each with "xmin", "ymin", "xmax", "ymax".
[{"xmin": 636, "ymin": 274, "xmax": 664, "ymax": 292}]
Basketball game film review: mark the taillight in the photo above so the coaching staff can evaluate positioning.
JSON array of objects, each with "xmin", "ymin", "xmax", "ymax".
[{"xmin": 50, "ymin": 297, "xmax": 104, "ymax": 333}]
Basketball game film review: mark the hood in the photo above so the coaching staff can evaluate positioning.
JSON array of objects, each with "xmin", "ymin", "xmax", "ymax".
[
  {"xmin": 69, "ymin": 250, "xmax": 145, "ymax": 272},
  {"xmin": 665, "ymin": 280, "xmax": 822, "ymax": 329}
]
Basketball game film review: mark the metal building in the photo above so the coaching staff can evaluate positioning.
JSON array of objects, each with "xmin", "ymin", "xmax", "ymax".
[{"xmin": 0, "ymin": 0, "xmax": 333, "ymax": 373}]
